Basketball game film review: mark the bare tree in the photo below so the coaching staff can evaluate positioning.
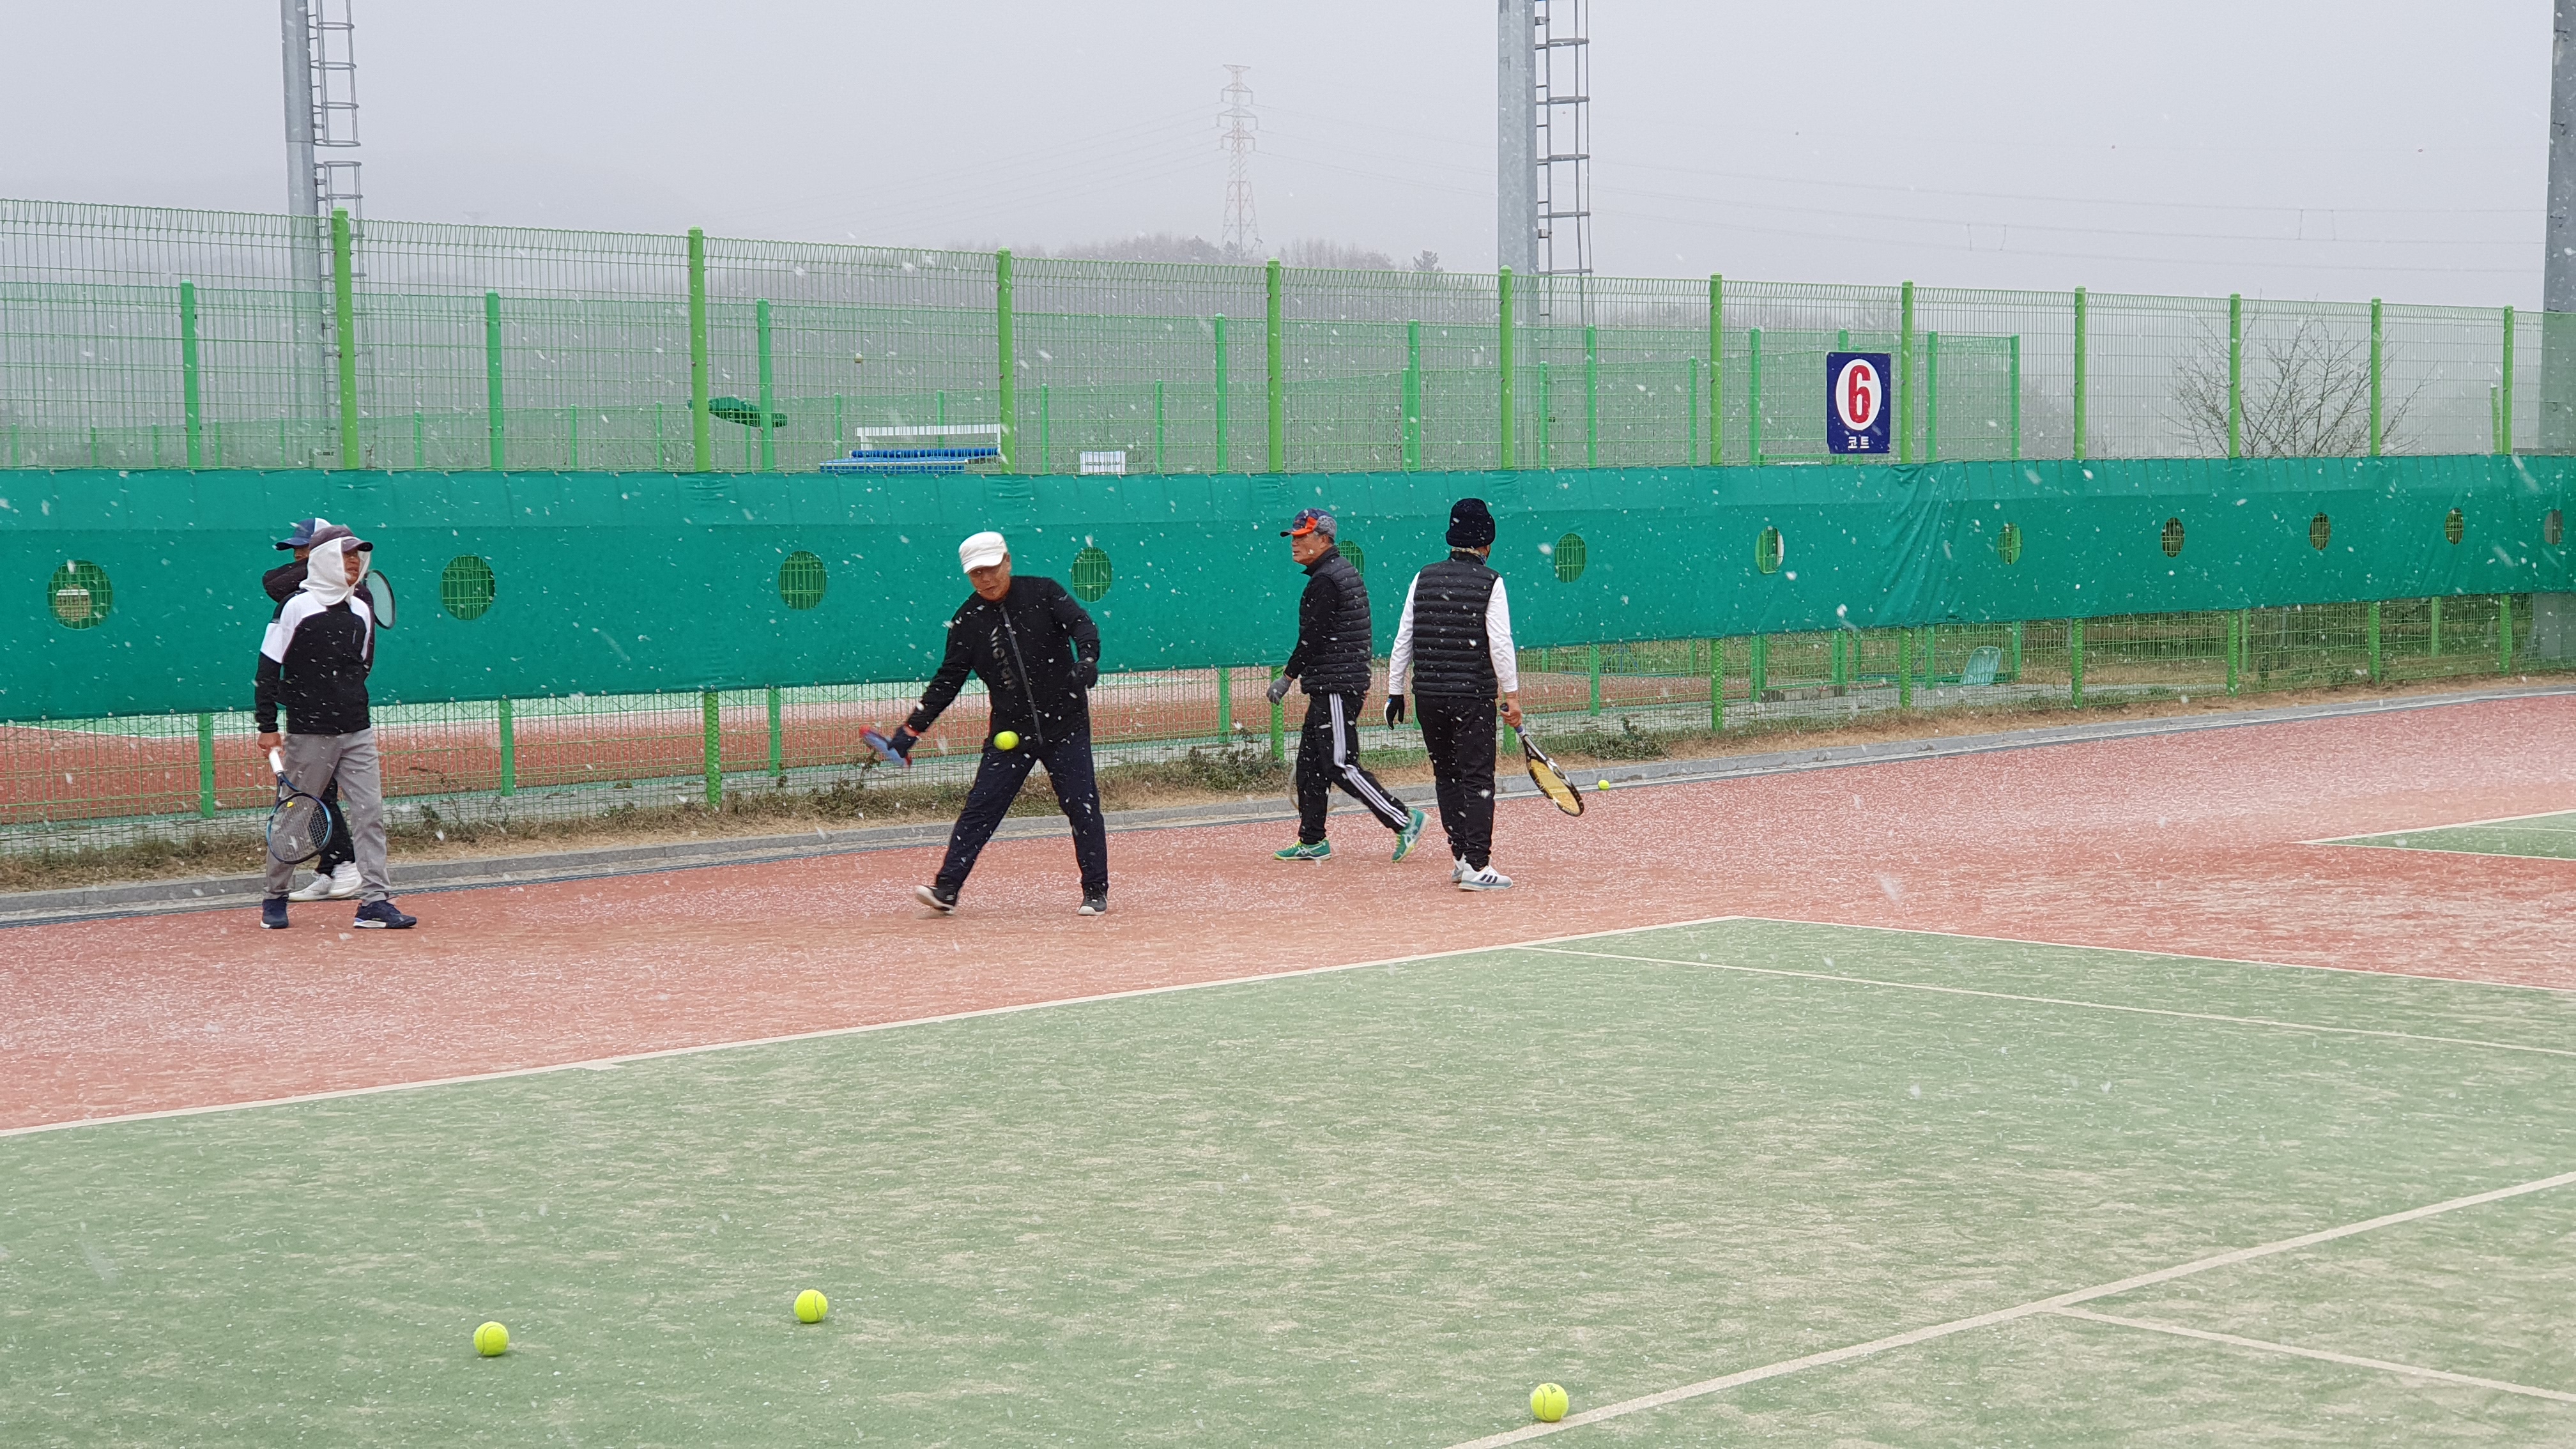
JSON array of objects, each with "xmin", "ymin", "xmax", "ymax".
[
  {"xmin": 1282, "ymin": 238, "xmax": 1398, "ymax": 271},
  {"xmin": 2170, "ymin": 318, "xmax": 2417, "ymax": 457},
  {"xmin": 1410, "ymin": 249, "xmax": 1443, "ymax": 274}
]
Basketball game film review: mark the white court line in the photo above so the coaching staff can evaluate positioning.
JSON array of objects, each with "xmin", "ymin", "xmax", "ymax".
[
  {"xmin": 1438, "ymin": 1169, "xmax": 2576, "ymax": 1447},
  {"xmin": 2048, "ymin": 1307, "xmax": 2576, "ymax": 1404},
  {"xmin": 2304, "ymin": 806, "xmax": 2576, "ymax": 846},
  {"xmin": 0, "ymin": 915, "xmax": 1746, "ymax": 1140},
  {"xmin": 1522, "ymin": 946, "xmax": 2576, "ymax": 1061}
]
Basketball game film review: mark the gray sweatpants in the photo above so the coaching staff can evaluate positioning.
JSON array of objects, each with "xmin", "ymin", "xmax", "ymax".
[{"xmin": 266, "ymin": 728, "xmax": 391, "ymax": 902}]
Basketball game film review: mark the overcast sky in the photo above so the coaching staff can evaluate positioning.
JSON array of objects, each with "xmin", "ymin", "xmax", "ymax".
[{"xmin": 0, "ymin": 1, "xmax": 2550, "ymax": 306}]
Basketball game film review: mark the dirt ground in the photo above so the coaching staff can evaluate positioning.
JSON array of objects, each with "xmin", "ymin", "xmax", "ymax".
[{"xmin": 0, "ymin": 672, "xmax": 2553, "ymax": 896}]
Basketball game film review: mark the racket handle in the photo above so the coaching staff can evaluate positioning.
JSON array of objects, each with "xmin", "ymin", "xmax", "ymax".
[{"xmin": 269, "ymin": 748, "xmax": 285, "ymax": 779}]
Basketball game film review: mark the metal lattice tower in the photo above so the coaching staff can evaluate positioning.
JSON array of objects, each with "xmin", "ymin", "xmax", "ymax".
[
  {"xmin": 280, "ymin": 0, "xmax": 364, "ymax": 226},
  {"xmin": 1219, "ymin": 66, "xmax": 1261, "ymax": 259},
  {"xmin": 1533, "ymin": 0, "xmax": 1591, "ymax": 286}
]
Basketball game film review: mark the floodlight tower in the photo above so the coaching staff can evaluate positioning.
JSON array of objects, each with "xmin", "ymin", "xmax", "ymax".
[
  {"xmin": 280, "ymin": 0, "xmax": 364, "ymax": 229},
  {"xmin": 1497, "ymin": 1, "xmax": 1536, "ymax": 277},
  {"xmin": 2547, "ymin": 0, "xmax": 2576, "ymax": 450},
  {"xmin": 1501, "ymin": 1, "xmax": 1590, "ymax": 320},
  {"xmin": 1220, "ymin": 66, "xmax": 1262, "ymax": 259}
]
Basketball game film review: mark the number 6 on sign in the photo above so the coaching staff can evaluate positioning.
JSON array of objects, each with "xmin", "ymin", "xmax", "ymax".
[{"xmin": 1827, "ymin": 350, "xmax": 1892, "ymax": 455}]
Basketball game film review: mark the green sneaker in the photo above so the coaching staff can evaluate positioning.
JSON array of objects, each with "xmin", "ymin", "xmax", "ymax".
[
  {"xmin": 1273, "ymin": 841, "xmax": 1333, "ymax": 862},
  {"xmin": 1392, "ymin": 808, "xmax": 1427, "ymax": 862}
]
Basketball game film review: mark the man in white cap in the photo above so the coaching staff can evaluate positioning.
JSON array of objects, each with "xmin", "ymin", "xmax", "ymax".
[{"xmin": 879, "ymin": 531, "xmax": 1110, "ymax": 915}]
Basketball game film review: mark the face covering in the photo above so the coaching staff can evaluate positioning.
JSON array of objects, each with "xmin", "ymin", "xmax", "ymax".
[{"xmin": 300, "ymin": 536, "xmax": 364, "ymax": 608}]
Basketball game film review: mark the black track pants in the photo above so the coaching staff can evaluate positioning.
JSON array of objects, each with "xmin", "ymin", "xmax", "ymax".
[
  {"xmin": 1296, "ymin": 692, "xmax": 1413, "ymax": 845},
  {"xmin": 1414, "ymin": 693, "xmax": 1497, "ymax": 870},
  {"xmin": 935, "ymin": 724, "xmax": 1110, "ymax": 897}
]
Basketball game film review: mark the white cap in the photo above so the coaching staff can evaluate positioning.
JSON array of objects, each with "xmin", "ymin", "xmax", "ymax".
[{"xmin": 958, "ymin": 530, "xmax": 1008, "ymax": 573}]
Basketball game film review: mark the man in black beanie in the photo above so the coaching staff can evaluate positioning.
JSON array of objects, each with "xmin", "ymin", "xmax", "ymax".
[{"xmin": 1384, "ymin": 497, "xmax": 1524, "ymax": 891}]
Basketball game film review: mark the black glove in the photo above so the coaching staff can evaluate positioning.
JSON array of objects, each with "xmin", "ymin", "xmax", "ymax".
[
  {"xmin": 885, "ymin": 726, "xmax": 919, "ymax": 762},
  {"xmin": 1384, "ymin": 693, "xmax": 1407, "ymax": 727},
  {"xmin": 1266, "ymin": 674, "xmax": 1294, "ymax": 705},
  {"xmin": 1074, "ymin": 659, "xmax": 1099, "ymax": 689}
]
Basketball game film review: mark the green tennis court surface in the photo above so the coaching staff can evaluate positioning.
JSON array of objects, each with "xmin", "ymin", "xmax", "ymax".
[
  {"xmin": 7, "ymin": 920, "xmax": 2575, "ymax": 1446},
  {"xmin": 2329, "ymin": 809, "xmax": 2576, "ymax": 861}
]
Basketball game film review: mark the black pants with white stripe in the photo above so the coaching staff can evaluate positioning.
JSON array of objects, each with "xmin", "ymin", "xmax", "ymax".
[
  {"xmin": 1415, "ymin": 692, "xmax": 1496, "ymax": 870},
  {"xmin": 1296, "ymin": 692, "xmax": 1413, "ymax": 845}
]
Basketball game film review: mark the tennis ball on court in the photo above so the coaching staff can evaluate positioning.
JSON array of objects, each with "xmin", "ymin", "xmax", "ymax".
[
  {"xmin": 1595, "ymin": 778, "xmax": 1609, "ymax": 791},
  {"xmin": 473, "ymin": 1321, "xmax": 509, "ymax": 1357},
  {"xmin": 794, "ymin": 1289, "xmax": 829, "ymax": 1324},
  {"xmin": 994, "ymin": 730, "xmax": 1020, "ymax": 751},
  {"xmin": 1531, "ymin": 1383, "xmax": 1569, "ymax": 1423}
]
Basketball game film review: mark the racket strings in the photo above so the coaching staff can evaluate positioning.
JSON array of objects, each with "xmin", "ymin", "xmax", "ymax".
[{"xmin": 268, "ymin": 793, "xmax": 334, "ymax": 862}]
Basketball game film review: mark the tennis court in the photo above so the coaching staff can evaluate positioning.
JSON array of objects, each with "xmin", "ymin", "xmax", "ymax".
[
  {"xmin": 2326, "ymin": 808, "xmax": 2576, "ymax": 862},
  {"xmin": 8, "ymin": 911, "xmax": 2576, "ymax": 1446}
]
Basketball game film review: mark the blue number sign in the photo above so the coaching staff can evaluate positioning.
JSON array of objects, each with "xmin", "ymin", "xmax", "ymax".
[{"xmin": 1825, "ymin": 351, "xmax": 1892, "ymax": 456}]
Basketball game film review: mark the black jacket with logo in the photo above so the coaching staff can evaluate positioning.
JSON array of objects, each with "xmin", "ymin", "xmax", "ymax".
[
  {"xmin": 1283, "ymin": 546, "xmax": 1375, "ymax": 696},
  {"xmin": 906, "ymin": 575, "xmax": 1102, "ymax": 747}
]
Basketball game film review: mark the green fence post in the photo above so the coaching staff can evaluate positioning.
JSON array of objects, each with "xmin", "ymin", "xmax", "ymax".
[
  {"xmin": 1751, "ymin": 632, "xmax": 1769, "ymax": 698},
  {"xmin": 1748, "ymin": 327, "xmax": 1765, "ymax": 464},
  {"xmin": 1403, "ymin": 319, "xmax": 1423, "ymax": 470},
  {"xmin": 2368, "ymin": 298, "xmax": 2384, "ymax": 457},
  {"xmin": 756, "ymin": 298, "xmax": 775, "ymax": 471},
  {"xmin": 993, "ymin": 249, "xmax": 1016, "ymax": 472},
  {"xmin": 179, "ymin": 280, "xmax": 203, "ymax": 467},
  {"xmin": 2500, "ymin": 594, "xmax": 2515, "ymax": 672},
  {"xmin": 1924, "ymin": 331, "xmax": 1940, "ymax": 462},
  {"xmin": 2492, "ymin": 384, "xmax": 2504, "ymax": 454},
  {"xmin": 689, "ymin": 229, "xmax": 711, "ymax": 472},
  {"xmin": 1153, "ymin": 380, "xmax": 1166, "ymax": 472},
  {"xmin": 1213, "ymin": 314, "xmax": 1229, "ymax": 472},
  {"xmin": 411, "ymin": 411, "xmax": 422, "ymax": 469},
  {"xmin": 2071, "ymin": 287, "xmax": 2089, "ymax": 463},
  {"xmin": 1832, "ymin": 631, "xmax": 1848, "ymax": 692},
  {"xmin": 195, "ymin": 712, "xmax": 216, "ymax": 818},
  {"xmin": 1498, "ymin": 267, "xmax": 1517, "ymax": 468},
  {"xmin": 1537, "ymin": 362, "xmax": 1551, "ymax": 466},
  {"xmin": 1587, "ymin": 642, "xmax": 1602, "ymax": 716},
  {"xmin": 703, "ymin": 689, "xmax": 723, "ymax": 807},
  {"xmin": 2225, "ymin": 611, "xmax": 2241, "ymax": 696},
  {"xmin": 1897, "ymin": 280, "xmax": 1915, "ymax": 464},
  {"xmin": 2430, "ymin": 596, "xmax": 2444, "ymax": 657},
  {"xmin": 496, "ymin": 698, "xmax": 516, "ymax": 796},
  {"xmin": 2499, "ymin": 306, "xmax": 2515, "ymax": 454},
  {"xmin": 2367, "ymin": 601, "xmax": 2384, "ymax": 682},
  {"xmin": 2008, "ymin": 335, "xmax": 2021, "ymax": 459},
  {"xmin": 1039, "ymin": 384, "xmax": 1050, "ymax": 473},
  {"xmin": 1708, "ymin": 638, "xmax": 1724, "ymax": 732},
  {"xmin": 1708, "ymin": 273, "xmax": 1724, "ymax": 465},
  {"xmin": 330, "ymin": 208, "xmax": 360, "ymax": 468},
  {"xmin": 484, "ymin": 291, "xmax": 505, "ymax": 470},
  {"xmin": 1584, "ymin": 324, "xmax": 1599, "ymax": 468},
  {"xmin": 1216, "ymin": 665, "xmax": 1232, "ymax": 737},
  {"xmin": 2069, "ymin": 618, "xmax": 2086, "ymax": 705},
  {"xmin": 767, "ymin": 684, "xmax": 784, "ymax": 780},
  {"xmin": 1897, "ymin": 630, "xmax": 1914, "ymax": 709},
  {"xmin": 2227, "ymin": 293, "xmax": 2242, "ymax": 459},
  {"xmin": 1268, "ymin": 666, "xmax": 1285, "ymax": 760},
  {"xmin": 2008, "ymin": 620, "xmax": 2023, "ymax": 680},
  {"xmin": 1266, "ymin": 257, "xmax": 1285, "ymax": 472}
]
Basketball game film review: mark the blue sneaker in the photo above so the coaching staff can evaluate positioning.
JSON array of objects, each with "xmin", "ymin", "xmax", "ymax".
[
  {"xmin": 353, "ymin": 898, "xmax": 417, "ymax": 929},
  {"xmin": 261, "ymin": 896, "xmax": 289, "ymax": 930},
  {"xmin": 1392, "ymin": 808, "xmax": 1427, "ymax": 863},
  {"xmin": 1273, "ymin": 841, "xmax": 1332, "ymax": 862}
]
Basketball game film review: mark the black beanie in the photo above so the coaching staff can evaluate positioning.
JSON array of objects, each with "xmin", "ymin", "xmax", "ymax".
[{"xmin": 1446, "ymin": 496, "xmax": 1496, "ymax": 549}]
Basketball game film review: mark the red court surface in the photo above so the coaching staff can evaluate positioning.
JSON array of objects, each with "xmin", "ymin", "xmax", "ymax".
[{"xmin": 5, "ymin": 694, "xmax": 2572, "ymax": 1132}]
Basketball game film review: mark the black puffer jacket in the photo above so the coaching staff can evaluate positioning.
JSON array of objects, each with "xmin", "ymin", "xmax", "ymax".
[
  {"xmin": 1283, "ymin": 546, "xmax": 1374, "ymax": 696},
  {"xmin": 906, "ymin": 575, "xmax": 1101, "ymax": 747},
  {"xmin": 1407, "ymin": 553, "xmax": 1502, "ymax": 698}
]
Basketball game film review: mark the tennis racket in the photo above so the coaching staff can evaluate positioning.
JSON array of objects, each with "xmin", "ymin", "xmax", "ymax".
[
  {"xmin": 860, "ymin": 726, "xmax": 913, "ymax": 766},
  {"xmin": 1521, "ymin": 734, "xmax": 1584, "ymax": 817},
  {"xmin": 265, "ymin": 749, "xmax": 337, "ymax": 865}
]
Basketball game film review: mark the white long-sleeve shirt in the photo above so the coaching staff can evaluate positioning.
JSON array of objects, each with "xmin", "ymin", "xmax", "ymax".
[{"xmin": 1387, "ymin": 574, "xmax": 1519, "ymax": 696}]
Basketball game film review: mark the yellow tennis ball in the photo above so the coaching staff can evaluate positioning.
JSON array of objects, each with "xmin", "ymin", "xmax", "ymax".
[
  {"xmin": 794, "ymin": 1289, "xmax": 829, "ymax": 1324},
  {"xmin": 1531, "ymin": 1383, "xmax": 1569, "ymax": 1422},
  {"xmin": 1594, "ymin": 778, "xmax": 1609, "ymax": 791},
  {"xmin": 994, "ymin": 730, "xmax": 1020, "ymax": 751},
  {"xmin": 472, "ymin": 1321, "xmax": 509, "ymax": 1357}
]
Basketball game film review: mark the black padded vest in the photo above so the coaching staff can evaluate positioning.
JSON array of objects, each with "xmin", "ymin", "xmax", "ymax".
[
  {"xmin": 1297, "ymin": 549, "xmax": 1377, "ymax": 695},
  {"xmin": 1408, "ymin": 553, "xmax": 1501, "ymax": 698}
]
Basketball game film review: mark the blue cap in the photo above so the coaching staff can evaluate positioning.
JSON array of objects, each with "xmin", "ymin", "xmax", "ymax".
[
  {"xmin": 1280, "ymin": 508, "xmax": 1335, "ymax": 538},
  {"xmin": 275, "ymin": 518, "xmax": 329, "ymax": 550}
]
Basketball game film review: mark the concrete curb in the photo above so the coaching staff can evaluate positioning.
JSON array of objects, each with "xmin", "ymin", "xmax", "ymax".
[{"xmin": 6, "ymin": 680, "xmax": 2568, "ymax": 929}]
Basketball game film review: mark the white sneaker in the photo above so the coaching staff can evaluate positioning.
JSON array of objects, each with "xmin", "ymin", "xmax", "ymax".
[
  {"xmin": 287, "ymin": 871, "xmax": 337, "ymax": 901},
  {"xmin": 325, "ymin": 862, "xmax": 363, "ymax": 900},
  {"xmin": 1458, "ymin": 864, "xmax": 1514, "ymax": 891},
  {"xmin": 1451, "ymin": 857, "xmax": 1468, "ymax": 883}
]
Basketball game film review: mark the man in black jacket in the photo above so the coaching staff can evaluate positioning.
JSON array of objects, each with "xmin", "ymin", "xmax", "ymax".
[
  {"xmin": 263, "ymin": 518, "xmax": 376, "ymax": 902},
  {"xmin": 1385, "ymin": 498, "xmax": 1524, "ymax": 891},
  {"xmin": 1266, "ymin": 508, "xmax": 1424, "ymax": 862},
  {"xmin": 254, "ymin": 533, "xmax": 416, "ymax": 929},
  {"xmin": 883, "ymin": 530, "xmax": 1109, "ymax": 916}
]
